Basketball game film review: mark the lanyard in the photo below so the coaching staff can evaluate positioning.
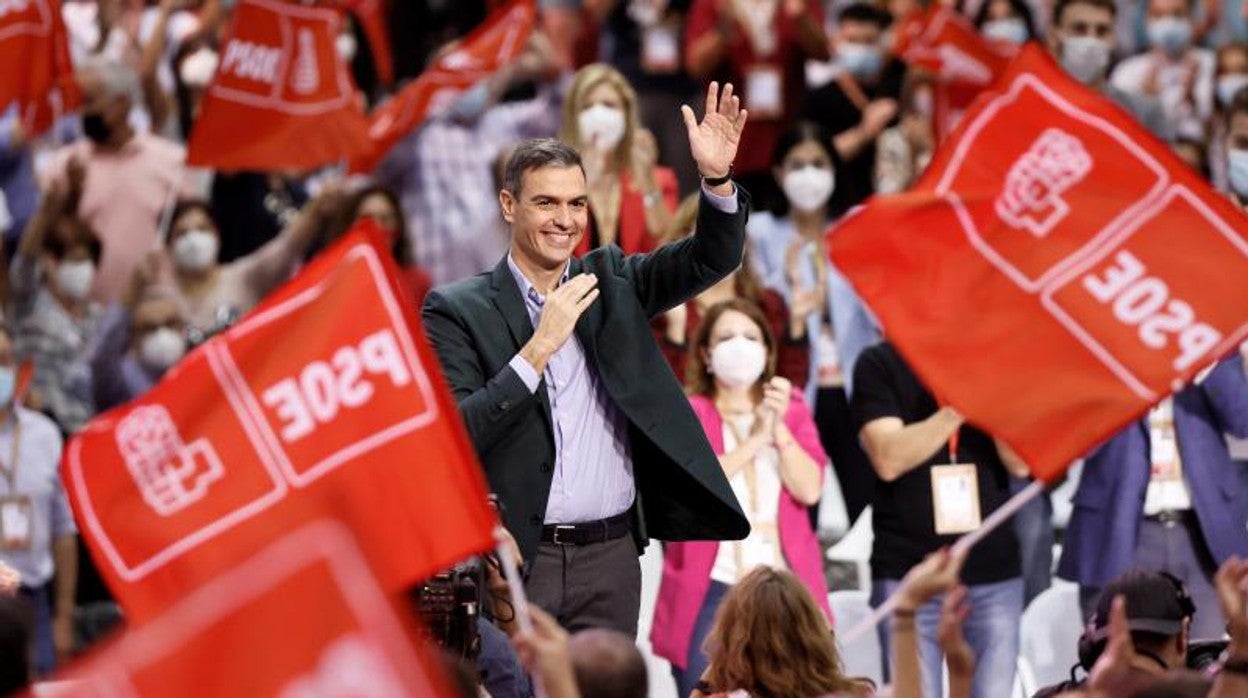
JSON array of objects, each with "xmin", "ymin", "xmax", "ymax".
[
  {"xmin": 948, "ymin": 426, "xmax": 959, "ymax": 465},
  {"xmin": 0, "ymin": 415, "xmax": 22, "ymax": 494}
]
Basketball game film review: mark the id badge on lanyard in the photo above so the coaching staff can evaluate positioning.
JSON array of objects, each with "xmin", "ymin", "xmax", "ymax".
[
  {"xmin": 0, "ymin": 496, "xmax": 32, "ymax": 551},
  {"xmin": 642, "ymin": 24, "xmax": 680, "ymax": 73},
  {"xmin": 0, "ymin": 421, "xmax": 29, "ymax": 551},
  {"xmin": 930, "ymin": 428, "xmax": 982, "ymax": 535},
  {"xmin": 745, "ymin": 64, "xmax": 784, "ymax": 120}
]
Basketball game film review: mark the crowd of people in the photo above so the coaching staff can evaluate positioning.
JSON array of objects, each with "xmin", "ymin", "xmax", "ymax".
[{"xmin": 2, "ymin": 0, "xmax": 1248, "ymax": 696}]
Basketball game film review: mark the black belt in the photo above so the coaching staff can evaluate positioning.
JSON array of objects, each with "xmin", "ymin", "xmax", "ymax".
[
  {"xmin": 541, "ymin": 511, "xmax": 631, "ymax": 546},
  {"xmin": 1144, "ymin": 509, "xmax": 1194, "ymax": 526}
]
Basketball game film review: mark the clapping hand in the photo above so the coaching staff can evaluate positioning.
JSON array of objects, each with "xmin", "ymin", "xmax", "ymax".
[{"xmin": 681, "ymin": 82, "xmax": 748, "ymax": 188}]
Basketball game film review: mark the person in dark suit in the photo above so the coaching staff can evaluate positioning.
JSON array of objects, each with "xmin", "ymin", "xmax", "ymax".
[
  {"xmin": 422, "ymin": 83, "xmax": 752, "ymax": 636},
  {"xmin": 1058, "ymin": 346, "xmax": 1248, "ymax": 639}
]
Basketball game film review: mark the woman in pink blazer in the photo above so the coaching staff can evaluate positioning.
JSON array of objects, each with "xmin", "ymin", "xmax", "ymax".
[{"xmin": 651, "ymin": 298, "xmax": 832, "ymax": 697}]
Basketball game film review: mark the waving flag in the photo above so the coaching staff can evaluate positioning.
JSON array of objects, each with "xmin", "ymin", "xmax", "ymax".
[
  {"xmin": 186, "ymin": 0, "xmax": 371, "ymax": 171},
  {"xmin": 893, "ymin": 7, "xmax": 1016, "ymax": 140},
  {"xmin": 64, "ymin": 224, "xmax": 496, "ymax": 621},
  {"xmin": 829, "ymin": 45, "xmax": 1248, "ymax": 482},
  {"xmin": 0, "ymin": 0, "xmax": 80, "ymax": 136},
  {"xmin": 349, "ymin": 0, "xmax": 536, "ymax": 173},
  {"xmin": 60, "ymin": 520, "xmax": 458, "ymax": 697}
]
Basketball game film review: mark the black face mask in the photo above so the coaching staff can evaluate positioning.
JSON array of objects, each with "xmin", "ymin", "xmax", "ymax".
[{"xmin": 82, "ymin": 112, "xmax": 112, "ymax": 145}]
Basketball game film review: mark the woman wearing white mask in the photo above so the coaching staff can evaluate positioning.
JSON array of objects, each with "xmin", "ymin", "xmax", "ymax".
[
  {"xmin": 132, "ymin": 191, "xmax": 328, "ymax": 338},
  {"xmin": 1222, "ymin": 87, "xmax": 1248, "ymax": 209},
  {"xmin": 651, "ymin": 298, "xmax": 828, "ymax": 698},
  {"xmin": 558, "ymin": 64, "xmax": 678, "ymax": 255},
  {"xmin": 9, "ymin": 168, "xmax": 104, "ymax": 433},
  {"xmin": 875, "ymin": 73, "xmax": 935, "ymax": 194},
  {"xmin": 1109, "ymin": 0, "xmax": 1214, "ymax": 140},
  {"xmin": 747, "ymin": 122, "xmax": 879, "ymax": 525},
  {"xmin": 170, "ymin": 33, "xmax": 219, "ymax": 141},
  {"xmin": 974, "ymin": 0, "xmax": 1038, "ymax": 45},
  {"xmin": 91, "ymin": 290, "xmax": 190, "ymax": 413},
  {"xmin": 1207, "ymin": 42, "xmax": 1248, "ymax": 191}
]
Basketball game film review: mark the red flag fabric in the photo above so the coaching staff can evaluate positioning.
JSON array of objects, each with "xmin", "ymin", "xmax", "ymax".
[
  {"xmin": 186, "ymin": 0, "xmax": 371, "ymax": 171},
  {"xmin": 0, "ymin": 0, "xmax": 80, "ymax": 136},
  {"xmin": 59, "ymin": 519, "xmax": 457, "ymax": 697},
  {"xmin": 828, "ymin": 45, "xmax": 1248, "ymax": 482},
  {"xmin": 339, "ymin": 0, "xmax": 394, "ymax": 87},
  {"xmin": 893, "ymin": 7, "xmax": 1015, "ymax": 140},
  {"xmin": 349, "ymin": 0, "xmax": 536, "ymax": 173},
  {"xmin": 63, "ymin": 224, "xmax": 496, "ymax": 621}
]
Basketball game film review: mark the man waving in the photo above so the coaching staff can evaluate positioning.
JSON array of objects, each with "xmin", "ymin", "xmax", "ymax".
[{"xmin": 423, "ymin": 83, "xmax": 751, "ymax": 635}]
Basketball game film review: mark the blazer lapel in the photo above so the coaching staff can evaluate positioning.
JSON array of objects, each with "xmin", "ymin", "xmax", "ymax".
[
  {"xmin": 570, "ymin": 257, "xmax": 602, "ymax": 368},
  {"xmin": 489, "ymin": 258, "xmax": 554, "ymax": 436}
]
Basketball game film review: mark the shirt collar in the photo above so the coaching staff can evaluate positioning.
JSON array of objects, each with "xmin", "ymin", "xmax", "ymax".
[{"xmin": 506, "ymin": 253, "xmax": 571, "ymax": 306}]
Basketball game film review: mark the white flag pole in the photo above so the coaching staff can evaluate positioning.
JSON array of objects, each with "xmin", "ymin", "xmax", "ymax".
[
  {"xmin": 495, "ymin": 527, "xmax": 549, "ymax": 698},
  {"xmin": 839, "ymin": 480, "xmax": 1046, "ymax": 644}
]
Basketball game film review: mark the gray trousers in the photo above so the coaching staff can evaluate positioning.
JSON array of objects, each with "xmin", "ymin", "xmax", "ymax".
[
  {"xmin": 524, "ymin": 536, "xmax": 642, "ymax": 637},
  {"xmin": 1078, "ymin": 516, "xmax": 1223, "ymax": 640}
]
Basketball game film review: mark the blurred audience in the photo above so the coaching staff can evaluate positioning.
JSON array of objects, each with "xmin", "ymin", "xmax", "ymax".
[
  {"xmin": 656, "ymin": 195, "xmax": 808, "ymax": 387},
  {"xmin": 42, "ymin": 58, "xmax": 196, "ymax": 304},
  {"xmin": 560, "ymin": 63, "xmax": 679, "ymax": 255}
]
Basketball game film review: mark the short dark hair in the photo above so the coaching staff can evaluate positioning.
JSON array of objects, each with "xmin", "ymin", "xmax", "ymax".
[
  {"xmin": 975, "ymin": 0, "xmax": 1039, "ymax": 38},
  {"xmin": 44, "ymin": 216, "xmax": 103, "ymax": 265},
  {"xmin": 503, "ymin": 138, "xmax": 584, "ymax": 197},
  {"xmin": 569, "ymin": 629, "xmax": 648, "ymax": 698},
  {"xmin": 838, "ymin": 2, "xmax": 892, "ymax": 28},
  {"xmin": 1052, "ymin": 0, "xmax": 1117, "ymax": 27},
  {"xmin": 169, "ymin": 198, "xmax": 215, "ymax": 240}
]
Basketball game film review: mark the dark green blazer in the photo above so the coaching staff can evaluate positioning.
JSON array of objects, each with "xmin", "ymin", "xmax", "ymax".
[{"xmin": 421, "ymin": 188, "xmax": 752, "ymax": 559}]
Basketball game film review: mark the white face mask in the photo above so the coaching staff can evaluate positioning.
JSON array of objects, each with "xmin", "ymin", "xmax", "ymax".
[
  {"xmin": 782, "ymin": 165, "xmax": 835, "ymax": 212},
  {"xmin": 54, "ymin": 259, "xmax": 96, "ymax": 301},
  {"xmin": 709, "ymin": 335, "xmax": 768, "ymax": 388},
  {"xmin": 1061, "ymin": 36, "xmax": 1112, "ymax": 85},
  {"xmin": 981, "ymin": 17, "xmax": 1029, "ymax": 45},
  {"xmin": 1146, "ymin": 16, "xmax": 1192, "ymax": 55},
  {"xmin": 179, "ymin": 48, "xmax": 219, "ymax": 88},
  {"xmin": 1217, "ymin": 74, "xmax": 1248, "ymax": 107},
  {"xmin": 577, "ymin": 103, "xmax": 627, "ymax": 151},
  {"xmin": 172, "ymin": 229, "xmax": 220, "ymax": 272},
  {"xmin": 139, "ymin": 327, "xmax": 186, "ymax": 373},
  {"xmin": 336, "ymin": 33, "xmax": 358, "ymax": 62},
  {"xmin": 1227, "ymin": 148, "xmax": 1248, "ymax": 197}
]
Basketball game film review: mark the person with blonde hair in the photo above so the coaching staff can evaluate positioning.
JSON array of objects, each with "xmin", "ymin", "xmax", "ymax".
[
  {"xmin": 691, "ymin": 566, "xmax": 873, "ymax": 698},
  {"xmin": 559, "ymin": 63, "xmax": 678, "ymax": 255}
]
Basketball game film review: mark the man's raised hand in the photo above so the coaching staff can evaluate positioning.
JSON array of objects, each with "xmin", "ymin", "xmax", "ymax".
[{"xmin": 681, "ymin": 81, "xmax": 748, "ymax": 190}]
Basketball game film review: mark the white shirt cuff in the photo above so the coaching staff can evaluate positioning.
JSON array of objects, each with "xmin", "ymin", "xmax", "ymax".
[
  {"xmin": 508, "ymin": 354, "xmax": 541, "ymax": 393},
  {"xmin": 701, "ymin": 181, "xmax": 739, "ymax": 214}
]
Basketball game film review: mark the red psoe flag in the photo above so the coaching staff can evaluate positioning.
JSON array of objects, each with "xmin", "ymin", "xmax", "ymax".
[
  {"xmin": 893, "ymin": 7, "xmax": 1015, "ymax": 140},
  {"xmin": 63, "ymin": 225, "xmax": 496, "ymax": 621},
  {"xmin": 60, "ymin": 520, "xmax": 458, "ymax": 697},
  {"xmin": 0, "ymin": 0, "xmax": 80, "ymax": 136},
  {"xmin": 339, "ymin": 0, "xmax": 394, "ymax": 86},
  {"xmin": 186, "ymin": 0, "xmax": 371, "ymax": 171},
  {"xmin": 828, "ymin": 45, "xmax": 1248, "ymax": 482},
  {"xmin": 349, "ymin": 0, "xmax": 536, "ymax": 173}
]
